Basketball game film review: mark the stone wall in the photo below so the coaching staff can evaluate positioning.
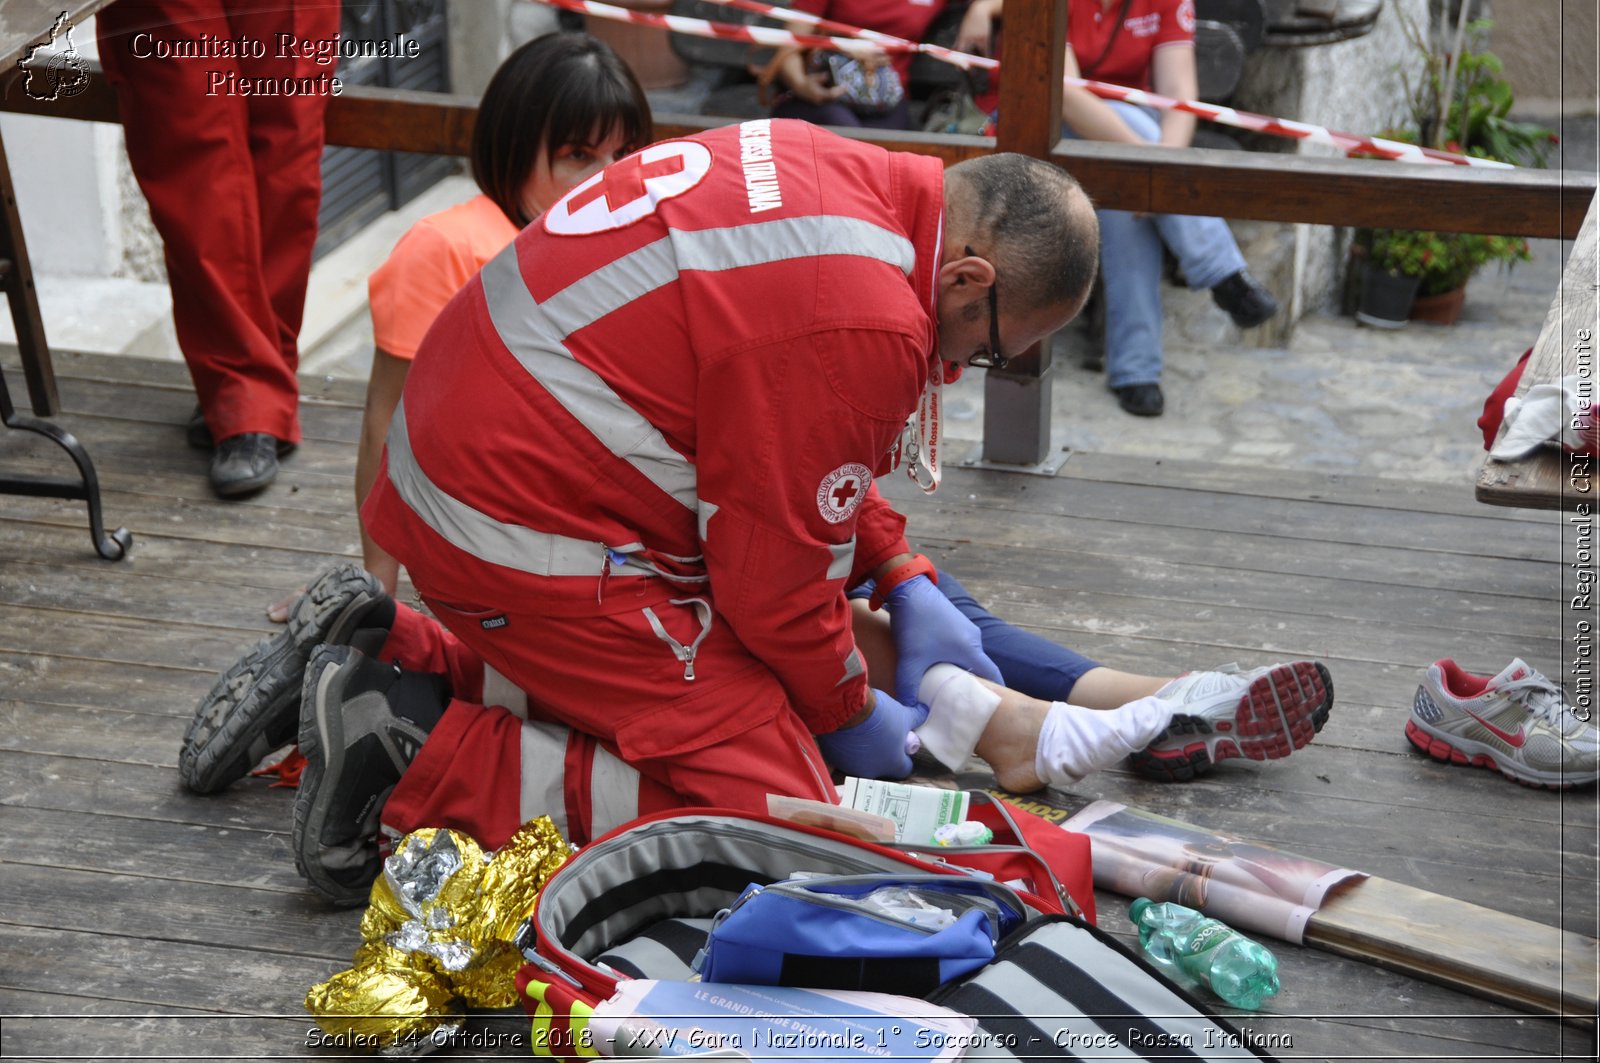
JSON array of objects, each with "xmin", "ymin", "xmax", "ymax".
[
  {"xmin": 1488, "ymin": 0, "xmax": 1599, "ymax": 116},
  {"xmin": 1229, "ymin": 0, "xmax": 1431, "ymax": 321}
]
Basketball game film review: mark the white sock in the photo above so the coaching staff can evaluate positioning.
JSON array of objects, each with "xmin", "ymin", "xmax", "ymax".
[
  {"xmin": 914, "ymin": 664, "xmax": 1002, "ymax": 771},
  {"xmin": 1034, "ymin": 697, "xmax": 1174, "ymax": 787}
]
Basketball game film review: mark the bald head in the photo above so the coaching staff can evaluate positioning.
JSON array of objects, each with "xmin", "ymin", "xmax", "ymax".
[{"xmin": 945, "ymin": 154, "xmax": 1099, "ymax": 322}]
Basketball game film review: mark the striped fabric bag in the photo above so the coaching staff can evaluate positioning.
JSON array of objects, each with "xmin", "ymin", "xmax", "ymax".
[{"xmin": 928, "ymin": 916, "xmax": 1280, "ymax": 1061}]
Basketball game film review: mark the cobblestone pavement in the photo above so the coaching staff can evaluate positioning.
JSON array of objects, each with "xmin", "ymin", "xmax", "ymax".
[
  {"xmin": 939, "ymin": 231, "xmax": 1571, "ymax": 487},
  {"xmin": 942, "ymin": 115, "xmax": 1597, "ymax": 488}
]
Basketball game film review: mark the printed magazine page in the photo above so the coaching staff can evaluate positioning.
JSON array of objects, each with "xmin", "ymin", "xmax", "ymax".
[
  {"xmin": 588, "ymin": 979, "xmax": 980, "ymax": 1062},
  {"xmin": 1063, "ymin": 801, "xmax": 1367, "ymax": 943}
]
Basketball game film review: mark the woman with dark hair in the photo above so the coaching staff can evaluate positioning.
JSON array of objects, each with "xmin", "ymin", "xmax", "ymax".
[{"xmin": 356, "ymin": 32, "xmax": 653, "ymax": 591}]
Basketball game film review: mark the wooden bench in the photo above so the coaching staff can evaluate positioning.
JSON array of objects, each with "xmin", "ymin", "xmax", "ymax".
[{"xmin": 1476, "ymin": 191, "xmax": 1599, "ymax": 511}]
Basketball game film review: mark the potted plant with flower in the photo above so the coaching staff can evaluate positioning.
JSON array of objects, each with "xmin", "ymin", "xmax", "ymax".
[{"xmin": 1353, "ymin": 4, "xmax": 1555, "ymax": 327}]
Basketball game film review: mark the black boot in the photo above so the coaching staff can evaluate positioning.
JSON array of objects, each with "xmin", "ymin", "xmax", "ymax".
[
  {"xmin": 180, "ymin": 563, "xmax": 395, "ymax": 794},
  {"xmin": 1210, "ymin": 270, "xmax": 1280, "ymax": 329},
  {"xmin": 293, "ymin": 645, "xmax": 449, "ymax": 905}
]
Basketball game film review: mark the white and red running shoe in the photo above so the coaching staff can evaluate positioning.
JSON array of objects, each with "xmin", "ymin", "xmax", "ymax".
[
  {"xmin": 1407, "ymin": 659, "xmax": 1599, "ymax": 790},
  {"xmin": 1129, "ymin": 661, "xmax": 1333, "ymax": 782}
]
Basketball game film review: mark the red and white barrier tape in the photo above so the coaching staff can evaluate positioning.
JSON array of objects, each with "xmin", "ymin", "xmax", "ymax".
[{"xmin": 535, "ymin": 0, "xmax": 1509, "ymax": 168}]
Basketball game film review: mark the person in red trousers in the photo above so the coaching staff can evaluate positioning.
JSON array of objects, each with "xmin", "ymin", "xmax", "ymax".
[{"xmin": 98, "ymin": 0, "xmax": 342, "ymax": 496}]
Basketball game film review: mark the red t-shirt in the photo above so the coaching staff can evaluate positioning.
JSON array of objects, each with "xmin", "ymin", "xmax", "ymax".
[
  {"xmin": 1068, "ymin": 0, "xmax": 1194, "ymax": 90},
  {"xmin": 792, "ymin": 0, "xmax": 949, "ymax": 85},
  {"xmin": 973, "ymin": 0, "xmax": 1193, "ymax": 114}
]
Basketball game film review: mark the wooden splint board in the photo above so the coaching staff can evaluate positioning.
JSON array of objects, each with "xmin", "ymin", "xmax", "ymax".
[{"xmin": 956, "ymin": 777, "xmax": 1599, "ymax": 1026}]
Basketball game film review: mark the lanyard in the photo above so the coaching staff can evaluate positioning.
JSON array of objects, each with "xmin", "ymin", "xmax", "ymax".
[{"xmin": 900, "ymin": 358, "xmax": 944, "ymax": 493}]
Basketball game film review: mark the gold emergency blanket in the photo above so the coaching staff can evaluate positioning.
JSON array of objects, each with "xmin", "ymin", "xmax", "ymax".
[{"xmin": 304, "ymin": 818, "xmax": 570, "ymax": 1054}]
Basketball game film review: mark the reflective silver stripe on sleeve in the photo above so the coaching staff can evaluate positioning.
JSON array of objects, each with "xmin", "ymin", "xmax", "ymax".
[
  {"xmin": 480, "ymin": 216, "xmax": 918, "ymax": 512},
  {"xmin": 669, "ymin": 215, "xmax": 916, "ymax": 277},
  {"xmin": 836, "ymin": 647, "xmax": 865, "ymax": 687},
  {"xmin": 518, "ymin": 719, "xmax": 573, "ymax": 837},
  {"xmin": 826, "ymin": 538, "xmax": 856, "ymax": 581},
  {"xmin": 481, "ymin": 243, "xmax": 699, "ymax": 512},
  {"xmin": 386, "ymin": 400, "xmax": 647, "ymax": 578}
]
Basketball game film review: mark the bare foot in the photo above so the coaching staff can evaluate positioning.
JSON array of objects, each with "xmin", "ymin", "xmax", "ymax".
[
  {"xmin": 972, "ymin": 680, "xmax": 1048, "ymax": 793},
  {"xmin": 266, "ymin": 585, "xmax": 306, "ymax": 624}
]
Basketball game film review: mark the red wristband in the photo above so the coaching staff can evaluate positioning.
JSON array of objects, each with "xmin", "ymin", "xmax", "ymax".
[{"xmin": 868, "ymin": 554, "xmax": 937, "ymax": 611}]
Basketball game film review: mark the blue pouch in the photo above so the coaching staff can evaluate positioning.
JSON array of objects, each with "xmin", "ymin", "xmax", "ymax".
[{"xmin": 696, "ymin": 873, "xmax": 1027, "ymax": 996}]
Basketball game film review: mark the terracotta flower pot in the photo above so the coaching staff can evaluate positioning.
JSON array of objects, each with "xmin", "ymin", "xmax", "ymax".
[{"xmin": 1409, "ymin": 285, "xmax": 1467, "ymax": 325}]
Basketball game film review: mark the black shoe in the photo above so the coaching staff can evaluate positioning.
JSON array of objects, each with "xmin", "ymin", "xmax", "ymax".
[
  {"xmin": 186, "ymin": 406, "xmax": 213, "ymax": 450},
  {"xmin": 210, "ymin": 433, "xmax": 280, "ymax": 497},
  {"xmin": 294, "ymin": 645, "xmax": 447, "ymax": 905},
  {"xmin": 1210, "ymin": 269, "xmax": 1280, "ymax": 329},
  {"xmin": 179, "ymin": 563, "xmax": 395, "ymax": 794},
  {"xmin": 1113, "ymin": 382, "xmax": 1165, "ymax": 417}
]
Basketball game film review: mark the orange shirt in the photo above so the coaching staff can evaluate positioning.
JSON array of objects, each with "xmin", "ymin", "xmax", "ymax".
[{"xmin": 367, "ymin": 194, "xmax": 520, "ymax": 361}]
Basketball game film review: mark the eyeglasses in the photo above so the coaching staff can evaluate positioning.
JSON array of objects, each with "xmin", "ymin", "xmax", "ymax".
[{"xmin": 964, "ymin": 245, "xmax": 1008, "ymax": 370}]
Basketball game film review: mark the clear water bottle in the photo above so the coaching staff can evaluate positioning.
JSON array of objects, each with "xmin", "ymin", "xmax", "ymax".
[{"xmin": 1128, "ymin": 898, "xmax": 1281, "ymax": 1009}]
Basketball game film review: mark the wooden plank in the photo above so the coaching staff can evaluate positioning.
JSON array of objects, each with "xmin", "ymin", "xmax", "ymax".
[
  {"xmin": 0, "ymin": 606, "xmax": 259, "ymax": 673},
  {"xmin": 884, "ymin": 465, "xmax": 1559, "ymax": 562},
  {"xmin": 1478, "ymin": 192, "xmax": 1599, "ymax": 509},
  {"xmin": 3, "ymin": 862, "xmax": 350, "ymax": 961},
  {"xmin": 1307, "ymin": 876, "xmax": 1599, "ymax": 1021},
  {"xmin": 978, "ymin": 782, "xmax": 1597, "ymax": 1025},
  {"xmin": 5, "ymin": 805, "xmax": 299, "ymax": 890},
  {"xmin": 0, "ymin": 652, "xmax": 206, "ymax": 711},
  {"xmin": 0, "ymin": 749, "xmax": 290, "ymax": 829},
  {"xmin": 0, "ymin": 925, "xmax": 356, "ymax": 1056},
  {"xmin": 3, "ymin": 367, "xmax": 364, "ymax": 445},
  {"xmin": 1060, "ymin": 449, "xmax": 1548, "ymax": 524}
]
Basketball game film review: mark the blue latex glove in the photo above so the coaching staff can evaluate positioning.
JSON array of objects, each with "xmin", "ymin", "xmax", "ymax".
[
  {"xmin": 882, "ymin": 574, "xmax": 1003, "ymax": 707},
  {"xmin": 815, "ymin": 688, "xmax": 927, "ymax": 780}
]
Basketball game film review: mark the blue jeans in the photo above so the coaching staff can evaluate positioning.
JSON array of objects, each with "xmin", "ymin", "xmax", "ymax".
[
  {"xmin": 851, "ymin": 569, "xmax": 1101, "ymax": 702},
  {"xmin": 1062, "ymin": 102, "xmax": 1248, "ymax": 387}
]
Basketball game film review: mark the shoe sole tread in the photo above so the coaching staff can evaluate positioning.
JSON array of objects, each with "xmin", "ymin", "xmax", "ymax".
[
  {"xmin": 179, "ymin": 563, "xmax": 382, "ymax": 794},
  {"xmin": 1129, "ymin": 661, "xmax": 1333, "ymax": 782}
]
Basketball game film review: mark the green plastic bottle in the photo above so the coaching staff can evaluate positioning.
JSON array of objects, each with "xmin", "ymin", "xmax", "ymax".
[{"xmin": 1128, "ymin": 898, "xmax": 1281, "ymax": 1009}]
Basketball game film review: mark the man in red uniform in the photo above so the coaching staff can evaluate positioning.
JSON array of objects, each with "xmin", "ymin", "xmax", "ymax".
[
  {"xmin": 289, "ymin": 120, "xmax": 1098, "ymax": 902},
  {"xmin": 98, "ymin": 0, "xmax": 341, "ymax": 496}
]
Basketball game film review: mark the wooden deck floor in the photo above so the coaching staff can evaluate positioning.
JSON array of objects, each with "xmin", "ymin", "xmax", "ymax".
[{"xmin": 2, "ymin": 350, "xmax": 1595, "ymax": 1061}]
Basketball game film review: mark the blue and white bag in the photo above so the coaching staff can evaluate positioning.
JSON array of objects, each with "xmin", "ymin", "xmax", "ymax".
[{"xmin": 697, "ymin": 873, "xmax": 1028, "ymax": 995}]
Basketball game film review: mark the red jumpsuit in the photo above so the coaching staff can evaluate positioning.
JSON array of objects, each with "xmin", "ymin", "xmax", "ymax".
[
  {"xmin": 367, "ymin": 120, "xmax": 947, "ymax": 842},
  {"xmin": 97, "ymin": 0, "xmax": 341, "ymax": 443}
]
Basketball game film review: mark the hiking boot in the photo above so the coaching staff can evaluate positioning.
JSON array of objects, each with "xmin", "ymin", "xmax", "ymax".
[
  {"xmin": 1129, "ymin": 661, "xmax": 1334, "ymax": 781},
  {"xmin": 179, "ymin": 563, "xmax": 394, "ymax": 794},
  {"xmin": 1406, "ymin": 659, "xmax": 1599, "ymax": 790},
  {"xmin": 294, "ymin": 644, "xmax": 448, "ymax": 906},
  {"xmin": 1210, "ymin": 270, "xmax": 1280, "ymax": 329}
]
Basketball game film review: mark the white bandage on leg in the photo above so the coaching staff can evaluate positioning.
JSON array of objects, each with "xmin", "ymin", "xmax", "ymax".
[
  {"xmin": 914, "ymin": 664, "xmax": 1002, "ymax": 771},
  {"xmin": 1035, "ymin": 697, "xmax": 1173, "ymax": 787}
]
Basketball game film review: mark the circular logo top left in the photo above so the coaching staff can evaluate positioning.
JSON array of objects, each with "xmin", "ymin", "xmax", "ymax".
[{"xmin": 544, "ymin": 142, "xmax": 714, "ymax": 236}]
